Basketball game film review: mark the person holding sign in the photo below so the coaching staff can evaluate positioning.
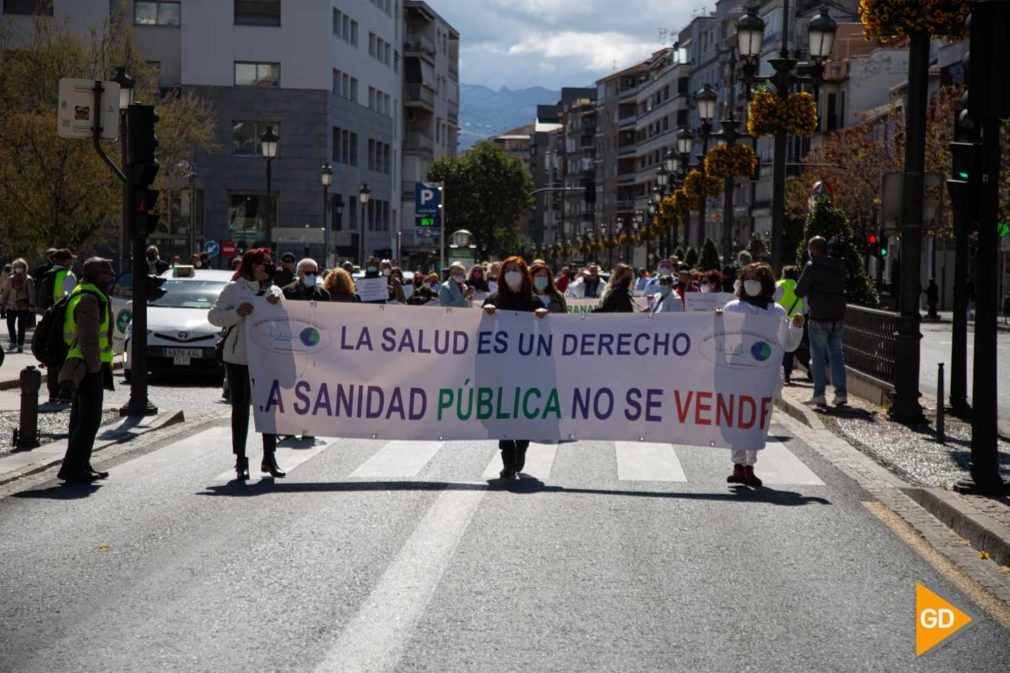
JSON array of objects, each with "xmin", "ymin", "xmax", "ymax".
[
  {"xmin": 438, "ymin": 262, "xmax": 474, "ymax": 308},
  {"xmin": 646, "ymin": 274, "xmax": 683, "ymax": 314},
  {"xmin": 208, "ymin": 248, "xmax": 286, "ymax": 481},
  {"xmin": 482, "ymin": 257, "xmax": 549, "ymax": 480},
  {"xmin": 719, "ymin": 262, "xmax": 805, "ymax": 487},
  {"xmin": 530, "ymin": 262, "xmax": 567, "ymax": 314}
]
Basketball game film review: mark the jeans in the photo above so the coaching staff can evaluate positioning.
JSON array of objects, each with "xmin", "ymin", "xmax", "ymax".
[
  {"xmin": 59, "ymin": 370, "xmax": 104, "ymax": 476},
  {"xmin": 6, "ymin": 309, "xmax": 29, "ymax": 348},
  {"xmin": 807, "ymin": 320, "xmax": 847, "ymax": 399},
  {"xmin": 225, "ymin": 362, "xmax": 276, "ymax": 457}
]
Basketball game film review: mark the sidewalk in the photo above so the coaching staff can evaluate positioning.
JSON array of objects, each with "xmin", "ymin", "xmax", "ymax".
[{"xmin": 777, "ymin": 373, "xmax": 1010, "ymax": 571}]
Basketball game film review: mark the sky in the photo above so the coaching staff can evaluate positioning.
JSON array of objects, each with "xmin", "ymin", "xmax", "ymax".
[{"xmin": 432, "ymin": 0, "xmax": 707, "ymax": 90}]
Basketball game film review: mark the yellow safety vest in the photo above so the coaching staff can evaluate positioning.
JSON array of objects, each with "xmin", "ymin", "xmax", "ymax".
[
  {"xmin": 776, "ymin": 279, "xmax": 805, "ymax": 317},
  {"xmin": 63, "ymin": 283, "xmax": 113, "ymax": 364},
  {"xmin": 51, "ymin": 268, "xmax": 73, "ymax": 303}
]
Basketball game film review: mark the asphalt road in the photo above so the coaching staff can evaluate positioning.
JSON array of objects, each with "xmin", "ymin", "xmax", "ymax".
[
  {"xmin": 919, "ymin": 322, "xmax": 1009, "ymax": 421},
  {"xmin": 1, "ymin": 392, "xmax": 1009, "ymax": 672}
]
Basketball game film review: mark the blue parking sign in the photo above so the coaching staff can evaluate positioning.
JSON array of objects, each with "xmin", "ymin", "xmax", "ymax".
[
  {"xmin": 204, "ymin": 240, "xmax": 220, "ymax": 257},
  {"xmin": 415, "ymin": 182, "xmax": 440, "ymax": 215}
]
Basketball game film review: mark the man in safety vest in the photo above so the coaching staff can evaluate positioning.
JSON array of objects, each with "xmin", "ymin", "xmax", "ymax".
[
  {"xmin": 776, "ymin": 265, "xmax": 807, "ymax": 385},
  {"xmin": 41, "ymin": 249, "xmax": 79, "ymax": 404},
  {"xmin": 57, "ymin": 258, "xmax": 116, "ymax": 484}
]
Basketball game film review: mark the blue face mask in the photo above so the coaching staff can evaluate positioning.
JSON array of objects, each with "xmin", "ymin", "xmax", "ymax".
[
  {"xmin": 302, "ymin": 273, "xmax": 319, "ymax": 287},
  {"xmin": 533, "ymin": 276, "xmax": 549, "ymax": 291},
  {"xmin": 367, "ymin": 266, "xmax": 378, "ymax": 274},
  {"xmin": 659, "ymin": 285, "xmax": 672, "ymax": 297}
]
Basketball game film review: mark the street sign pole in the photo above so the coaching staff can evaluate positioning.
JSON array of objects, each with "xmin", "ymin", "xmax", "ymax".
[{"xmin": 439, "ymin": 184, "xmax": 445, "ymax": 272}]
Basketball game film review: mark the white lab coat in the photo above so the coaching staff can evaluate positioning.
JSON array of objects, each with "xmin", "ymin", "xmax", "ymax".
[
  {"xmin": 649, "ymin": 291, "xmax": 683, "ymax": 313},
  {"xmin": 721, "ymin": 298, "xmax": 803, "ymax": 466}
]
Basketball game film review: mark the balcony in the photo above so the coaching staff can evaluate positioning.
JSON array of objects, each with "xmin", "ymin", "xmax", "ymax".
[
  {"xmin": 618, "ymin": 114, "xmax": 637, "ymax": 128},
  {"xmin": 448, "ymin": 61, "xmax": 459, "ymax": 79},
  {"xmin": 619, "ymin": 85, "xmax": 638, "ymax": 100},
  {"xmin": 617, "ymin": 143, "xmax": 637, "ymax": 157},
  {"xmin": 405, "ymin": 34, "xmax": 436, "ymax": 62},
  {"xmin": 403, "ymin": 131, "xmax": 434, "ymax": 154},
  {"xmin": 404, "ymin": 83, "xmax": 435, "ymax": 111},
  {"xmin": 447, "ymin": 101, "xmax": 459, "ymax": 125}
]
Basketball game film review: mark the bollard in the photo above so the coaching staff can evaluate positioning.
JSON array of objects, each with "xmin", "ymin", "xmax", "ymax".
[
  {"xmin": 14, "ymin": 366, "xmax": 42, "ymax": 451},
  {"xmin": 936, "ymin": 363, "xmax": 946, "ymax": 445}
]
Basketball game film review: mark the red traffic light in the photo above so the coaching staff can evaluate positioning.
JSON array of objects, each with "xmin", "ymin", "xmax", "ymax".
[{"xmin": 868, "ymin": 234, "xmax": 878, "ymax": 244}]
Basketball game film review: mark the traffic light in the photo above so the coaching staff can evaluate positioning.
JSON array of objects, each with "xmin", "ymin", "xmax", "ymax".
[
  {"xmin": 867, "ymin": 233, "xmax": 879, "ymax": 256},
  {"xmin": 878, "ymin": 235, "xmax": 888, "ymax": 258},
  {"xmin": 966, "ymin": 3, "xmax": 1010, "ymax": 122},
  {"xmin": 127, "ymin": 104, "xmax": 159, "ymax": 188},
  {"xmin": 751, "ymin": 155, "xmax": 761, "ymax": 181},
  {"xmin": 132, "ymin": 187, "xmax": 160, "ymax": 236}
]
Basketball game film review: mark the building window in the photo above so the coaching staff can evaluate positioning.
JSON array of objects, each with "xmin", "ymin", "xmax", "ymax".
[
  {"xmin": 134, "ymin": 1, "xmax": 180, "ymax": 26},
  {"xmin": 333, "ymin": 8, "xmax": 358, "ymax": 45},
  {"xmin": 2, "ymin": 0, "xmax": 52, "ymax": 15},
  {"xmin": 228, "ymin": 193, "xmax": 276, "ymax": 238},
  {"xmin": 232, "ymin": 121, "xmax": 280, "ymax": 155},
  {"xmin": 348, "ymin": 197, "xmax": 358, "ymax": 230},
  {"xmin": 332, "ymin": 126, "xmax": 358, "ymax": 166},
  {"xmin": 333, "ymin": 69, "xmax": 357, "ymax": 101},
  {"xmin": 234, "ymin": 61, "xmax": 279, "ymax": 86},
  {"xmin": 234, "ymin": 0, "xmax": 280, "ymax": 27}
]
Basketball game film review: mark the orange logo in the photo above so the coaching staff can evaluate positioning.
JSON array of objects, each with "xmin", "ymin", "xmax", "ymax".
[{"xmin": 916, "ymin": 583, "xmax": 972, "ymax": 656}]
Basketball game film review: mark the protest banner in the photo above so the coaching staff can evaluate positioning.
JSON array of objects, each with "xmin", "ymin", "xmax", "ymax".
[
  {"xmin": 246, "ymin": 302, "xmax": 786, "ymax": 450},
  {"xmin": 356, "ymin": 277, "xmax": 388, "ymax": 302},
  {"xmin": 566, "ymin": 298, "xmax": 600, "ymax": 314},
  {"xmin": 684, "ymin": 292, "xmax": 736, "ymax": 313}
]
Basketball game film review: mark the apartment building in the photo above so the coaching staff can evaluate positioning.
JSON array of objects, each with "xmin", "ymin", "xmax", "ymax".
[
  {"xmin": 400, "ymin": 0, "xmax": 459, "ymax": 268},
  {"xmin": 492, "ymin": 124, "xmax": 533, "ymax": 238},
  {"xmin": 557, "ymin": 87, "xmax": 596, "ymax": 245},
  {"xmin": 2, "ymin": 0, "xmax": 458, "ymax": 266},
  {"xmin": 528, "ymin": 105, "xmax": 563, "ymax": 248}
]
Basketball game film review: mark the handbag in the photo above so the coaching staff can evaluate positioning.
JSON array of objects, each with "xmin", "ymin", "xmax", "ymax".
[{"xmin": 214, "ymin": 325, "xmax": 234, "ymax": 364}]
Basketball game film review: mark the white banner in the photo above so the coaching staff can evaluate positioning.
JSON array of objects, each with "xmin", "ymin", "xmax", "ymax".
[
  {"xmin": 245, "ymin": 302, "xmax": 786, "ymax": 449},
  {"xmin": 684, "ymin": 292, "xmax": 736, "ymax": 313}
]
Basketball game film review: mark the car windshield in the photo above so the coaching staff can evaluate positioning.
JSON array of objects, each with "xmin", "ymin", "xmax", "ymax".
[{"xmin": 149, "ymin": 280, "xmax": 226, "ymax": 309}]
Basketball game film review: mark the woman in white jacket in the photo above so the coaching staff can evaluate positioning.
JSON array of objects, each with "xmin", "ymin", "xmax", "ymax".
[
  {"xmin": 209, "ymin": 248, "xmax": 285, "ymax": 481},
  {"xmin": 720, "ymin": 262, "xmax": 805, "ymax": 488}
]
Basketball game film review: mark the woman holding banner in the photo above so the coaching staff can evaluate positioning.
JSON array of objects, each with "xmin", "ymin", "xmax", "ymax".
[
  {"xmin": 482, "ymin": 257, "xmax": 549, "ymax": 480},
  {"xmin": 530, "ymin": 262, "xmax": 567, "ymax": 314},
  {"xmin": 719, "ymin": 262, "xmax": 805, "ymax": 487},
  {"xmin": 209, "ymin": 248, "xmax": 287, "ymax": 481},
  {"xmin": 595, "ymin": 263, "xmax": 635, "ymax": 313}
]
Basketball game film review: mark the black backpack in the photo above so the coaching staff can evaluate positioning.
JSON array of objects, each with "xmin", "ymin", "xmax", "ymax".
[{"xmin": 30, "ymin": 289, "xmax": 104, "ymax": 365}]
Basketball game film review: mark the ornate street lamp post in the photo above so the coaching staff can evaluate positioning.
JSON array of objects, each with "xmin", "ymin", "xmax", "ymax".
[
  {"xmin": 693, "ymin": 84, "xmax": 717, "ymax": 248},
  {"xmin": 260, "ymin": 125, "xmax": 279, "ymax": 248},
  {"xmin": 358, "ymin": 183, "xmax": 371, "ymax": 265}
]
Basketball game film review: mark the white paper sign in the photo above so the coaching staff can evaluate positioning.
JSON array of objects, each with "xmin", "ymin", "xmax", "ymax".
[
  {"xmin": 684, "ymin": 292, "xmax": 736, "ymax": 313},
  {"xmin": 245, "ymin": 302, "xmax": 785, "ymax": 449},
  {"xmin": 355, "ymin": 277, "xmax": 389, "ymax": 302}
]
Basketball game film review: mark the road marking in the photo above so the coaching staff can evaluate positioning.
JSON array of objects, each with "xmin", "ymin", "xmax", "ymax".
[
  {"xmin": 753, "ymin": 441, "xmax": 825, "ymax": 485},
  {"xmin": 348, "ymin": 440, "xmax": 443, "ymax": 479},
  {"xmin": 480, "ymin": 442, "xmax": 557, "ymax": 480},
  {"xmin": 214, "ymin": 436, "xmax": 336, "ymax": 481},
  {"xmin": 615, "ymin": 442, "xmax": 687, "ymax": 482},
  {"xmin": 313, "ymin": 486, "xmax": 486, "ymax": 673}
]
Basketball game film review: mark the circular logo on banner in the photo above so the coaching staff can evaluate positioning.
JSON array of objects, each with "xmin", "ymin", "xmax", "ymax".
[
  {"xmin": 299, "ymin": 327, "xmax": 321, "ymax": 348},
  {"xmin": 750, "ymin": 341, "xmax": 773, "ymax": 362}
]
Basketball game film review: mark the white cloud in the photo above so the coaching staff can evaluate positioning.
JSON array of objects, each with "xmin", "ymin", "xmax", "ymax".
[{"xmin": 507, "ymin": 31, "xmax": 658, "ymax": 71}]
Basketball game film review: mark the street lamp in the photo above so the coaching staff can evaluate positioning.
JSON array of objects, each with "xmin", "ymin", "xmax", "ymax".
[
  {"xmin": 260, "ymin": 125, "xmax": 279, "ymax": 248},
  {"xmin": 111, "ymin": 66, "xmax": 134, "ymax": 110},
  {"xmin": 358, "ymin": 183, "xmax": 371, "ymax": 265},
  {"xmin": 736, "ymin": 2, "xmax": 837, "ymax": 272},
  {"xmin": 712, "ymin": 50, "xmax": 745, "ymax": 266},
  {"xmin": 176, "ymin": 159, "xmax": 198, "ymax": 257},
  {"xmin": 693, "ymin": 84, "xmax": 717, "ymax": 248},
  {"xmin": 320, "ymin": 162, "xmax": 333, "ymax": 265}
]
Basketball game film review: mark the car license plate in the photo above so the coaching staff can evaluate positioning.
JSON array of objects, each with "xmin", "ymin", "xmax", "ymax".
[{"xmin": 165, "ymin": 348, "xmax": 194, "ymax": 365}]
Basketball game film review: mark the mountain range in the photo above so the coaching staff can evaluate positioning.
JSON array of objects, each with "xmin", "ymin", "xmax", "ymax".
[{"xmin": 458, "ymin": 83, "xmax": 561, "ymax": 149}]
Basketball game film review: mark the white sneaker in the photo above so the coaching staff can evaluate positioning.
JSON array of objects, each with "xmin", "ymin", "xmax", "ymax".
[
  {"xmin": 832, "ymin": 395, "xmax": 848, "ymax": 407},
  {"xmin": 808, "ymin": 395, "xmax": 827, "ymax": 406}
]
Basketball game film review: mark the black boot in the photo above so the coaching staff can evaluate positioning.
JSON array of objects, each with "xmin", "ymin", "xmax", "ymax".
[
  {"xmin": 235, "ymin": 456, "xmax": 250, "ymax": 481},
  {"xmin": 261, "ymin": 451, "xmax": 286, "ymax": 478}
]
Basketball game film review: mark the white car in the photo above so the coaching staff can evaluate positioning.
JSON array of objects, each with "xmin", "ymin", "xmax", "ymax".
[{"xmin": 112, "ymin": 267, "xmax": 233, "ymax": 381}]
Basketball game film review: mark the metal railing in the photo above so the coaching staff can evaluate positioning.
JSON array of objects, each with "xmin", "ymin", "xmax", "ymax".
[
  {"xmin": 404, "ymin": 83, "xmax": 435, "ymax": 108},
  {"xmin": 403, "ymin": 132, "xmax": 434, "ymax": 153},
  {"xmin": 405, "ymin": 34, "xmax": 436, "ymax": 58},
  {"xmin": 841, "ymin": 304, "xmax": 899, "ymax": 386}
]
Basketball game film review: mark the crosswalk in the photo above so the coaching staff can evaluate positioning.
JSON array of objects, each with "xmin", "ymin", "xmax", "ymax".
[{"xmin": 201, "ymin": 427, "xmax": 826, "ymax": 487}]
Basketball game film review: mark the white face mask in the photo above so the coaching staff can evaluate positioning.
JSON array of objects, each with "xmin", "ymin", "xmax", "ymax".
[
  {"xmin": 699, "ymin": 285, "xmax": 711, "ymax": 293},
  {"xmin": 14, "ymin": 267, "xmax": 25, "ymax": 275},
  {"xmin": 381, "ymin": 268, "xmax": 391, "ymax": 277},
  {"xmin": 744, "ymin": 279, "xmax": 763, "ymax": 297},
  {"xmin": 302, "ymin": 273, "xmax": 319, "ymax": 287},
  {"xmin": 505, "ymin": 271, "xmax": 523, "ymax": 291},
  {"xmin": 452, "ymin": 274, "xmax": 465, "ymax": 284},
  {"xmin": 657, "ymin": 267, "xmax": 671, "ymax": 276}
]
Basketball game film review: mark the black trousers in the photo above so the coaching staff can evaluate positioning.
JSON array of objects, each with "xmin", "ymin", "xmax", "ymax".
[
  {"xmin": 499, "ymin": 440, "xmax": 530, "ymax": 472},
  {"xmin": 226, "ymin": 362, "xmax": 276, "ymax": 457},
  {"xmin": 6, "ymin": 309, "xmax": 30, "ymax": 347},
  {"xmin": 60, "ymin": 370, "xmax": 104, "ymax": 475}
]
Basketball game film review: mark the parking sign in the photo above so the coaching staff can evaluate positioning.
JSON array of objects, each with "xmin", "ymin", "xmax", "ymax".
[{"xmin": 415, "ymin": 182, "xmax": 440, "ymax": 215}]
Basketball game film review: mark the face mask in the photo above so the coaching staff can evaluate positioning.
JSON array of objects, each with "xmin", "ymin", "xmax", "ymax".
[
  {"xmin": 263, "ymin": 262, "xmax": 276, "ymax": 278},
  {"xmin": 99, "ymin": 275, "xmax": 115, "ymax": 294},
  {"xmin": 744, "ymin": 279, "xmax": 763, "ymax": 297},
  {"xmin": 302, "ymin": 273, "xmax": 319, "ymax": 287},
  {"xmin": 533, "ymin": 276, "xmax": 549, "ymax": 291},
  {"xmin": 381, "ymin": 268, "xmax": 391, "ymax": 277},
  {"xmin": 452, "ymin": 274, "xmax": 465, "ymax": 284},
  {"xmin": 505, "ymin": 271, "xmax": 523, "ymax": 291},
  {"xmin": 367, "ymin": 266, "xmax": 378, "ymax": 274},
  {"xmin": 699, "ymin": 285, "xmax": 711, "ymax": 294},
  {"xmin": 659, "ymin": 285, "xmax": 671, "ymax": 297},
  {"xmin": 147, "ymin": 253, "xmax": 157, "ymax": 261},
  {"xmin": 658, "ymin": 267, "xmax": 670, "ymax": 276},
  {"xmin": 733, "ymin": 279, "xmax": 741, "ymax": 293},
  {"xmin": 14, "ymin": 267, "xmax": 25, "ymax": 275}
]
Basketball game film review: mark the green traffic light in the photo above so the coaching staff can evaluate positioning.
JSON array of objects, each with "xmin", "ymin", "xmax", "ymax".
[
  {"xmin": 957, "ymin": 171, "xmax": 969, "ymax": 179},
  {"xmin": 879, "ymin": 248, "xmax": 887, "ymax": 256}
]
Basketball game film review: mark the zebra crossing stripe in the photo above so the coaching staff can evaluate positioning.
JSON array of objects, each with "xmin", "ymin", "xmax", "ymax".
[
  {"xmin": 614, "ymin": 442, "xmax": 688, "ymax": 482},
  {"xmin": 348, "ymin": 440, "xmax": 444, "ymax": 479}
]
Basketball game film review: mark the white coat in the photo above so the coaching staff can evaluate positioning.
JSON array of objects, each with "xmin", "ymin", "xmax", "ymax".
[
  {"xmin": 649, "ymin": 291, "xmax": 683, "ymax": 313},
  {"xmin": 208, "ymin": 276, "xmax": 283, "ymax": 365}
]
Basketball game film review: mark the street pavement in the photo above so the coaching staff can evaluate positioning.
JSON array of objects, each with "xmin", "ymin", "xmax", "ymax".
[
  {"xmin": 919, "ymin": 320, "xmax": 1010, "ymax": 423},
  {"xmin": 2, "ymin": 407, "xmax": 1010, "ymax": 672}
]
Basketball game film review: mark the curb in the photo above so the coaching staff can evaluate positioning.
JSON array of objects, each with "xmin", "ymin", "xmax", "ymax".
[
  {"xmin": 774, "ymin": 395, "xmax": 825, "ymax": 431},
  {"xmin": 0, "ymin": 361, "xmax": 124, "ymax": 392},
  {"xmin": 0, "ymin": 409, "xmax": 185, "ymax": 488},
  {"xmin": 902, "ymin": 487, "xmax": 1010, "ymax": 569}
]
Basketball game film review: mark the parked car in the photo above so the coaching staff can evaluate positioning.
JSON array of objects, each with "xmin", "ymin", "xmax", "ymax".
[{"xmin": 116, "ymin": 267, "xmax": 233, "ymax": 381}]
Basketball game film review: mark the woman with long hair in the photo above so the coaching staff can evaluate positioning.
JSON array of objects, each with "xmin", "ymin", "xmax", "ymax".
[
  {"xmin": 466, "ymin": 264, "xmax": 490, "ymax": 293},
  {"xmin": 596, "ymin": 263, "xmax": 635, "ymax": 313},
  {"xmin": 720, "ymin": 262, "xmax": 804, "ymax": 487},
  {"xmin": 482, "ymin": 256, "xmax": 548, "ymax": 479},
  {"xmin": 208, "ymin": 248, "xmax": 286, "ymax": 481},
  {"xmin": 1, "ymin": 258, "xmax": 35, "ymax": 353},
  {"xmin": 529, "ymin": 262, "xmax": 567, "ymax": 314},
  {"xmin": 323, "ymin": 268, "xmax": 361, "ymax": 302}
]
